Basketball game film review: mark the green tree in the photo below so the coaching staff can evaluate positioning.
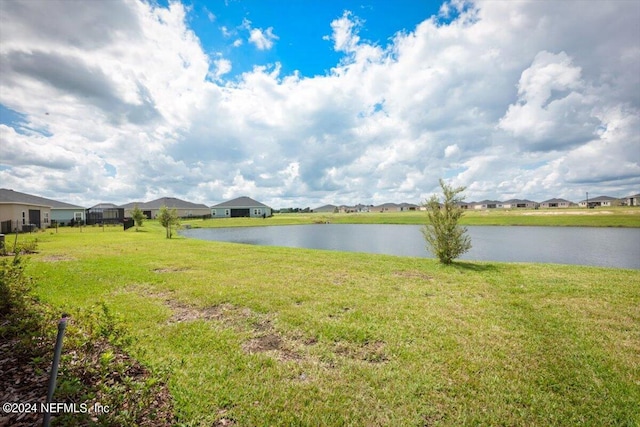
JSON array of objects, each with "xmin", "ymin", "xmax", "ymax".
[
  {"xmin": 131, "ymin": 205, "xmax": 146, "ymax": 231},
  {"xmin": 422, "ymin": 179, "xmax": 471, "ymax": 264},
  {"xmin": 157, "ymin": 206, "xmax": 179, "ymax": 239}
]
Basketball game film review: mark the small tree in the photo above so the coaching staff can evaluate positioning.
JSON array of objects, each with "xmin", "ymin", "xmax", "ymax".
[
  {"xmin": 131, "ymin": 205, "xmax": 146, "ymax": 231},
  {"xmin": 157, "ymin": 206, "xmax": 179, "ymax": 239},
  {"xmin": 422, "ymin": 179, "xmax": 471, "ymax": 264}
]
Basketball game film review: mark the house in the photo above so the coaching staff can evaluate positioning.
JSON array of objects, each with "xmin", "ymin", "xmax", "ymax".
[
  {"xmin": 399, "ymin": 203, "xmax": 419, "ymax": 211},
  {"xmin": 540, "ymin": 198, "xmax": 573, "ymax": 208},
  {"xmin": 313, "ymin": 204, "xmax": 338, "ymax": 213},
  {"xmin": 211, "ymin": 196, "xmax": 272, "ymax": 218},
  {"xmin": 503, "ymin": 199, "xmax": 538, "ymax": 209},
  {"xmin": 0, "ymin": 188, "xmax": 86, "ymax": 229},
  {"xmin": 624, "ymin": 193, "xmax": 640, "ymax": 206},
  {"xmin": 578, "ymin": 195, "xmax": 621, "ymax": 208},
  {"xmin": 0, "ymin": 188, "xmax": 53, "ymax": 232},
  {"xmin": 50, "ymin": 200, "xmax": 86, "ymax": 225},
  {"xmin": 374, "ymin": 203, "xmax": 401, "ymax": 212},
  {"xmin": 472, "ymin": 200, "xmax": 504, "ymax": 209},
  {"xmin": 86, "ymin": 203, "xmax": 125, "ymax": 225},
  {"xmin": 121, "ymin": 197, "xmax": 210, "ymax": 219}
]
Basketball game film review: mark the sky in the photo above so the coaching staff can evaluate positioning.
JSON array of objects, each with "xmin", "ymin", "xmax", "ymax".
[{"xmin": 0, "ymin": 0, "xmax": 639, "ymax": 209}]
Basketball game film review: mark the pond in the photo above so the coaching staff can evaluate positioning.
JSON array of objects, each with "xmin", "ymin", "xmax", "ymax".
[{"xmin": 180, "ymin": 224, "xmax": 640, "ymax": 269}]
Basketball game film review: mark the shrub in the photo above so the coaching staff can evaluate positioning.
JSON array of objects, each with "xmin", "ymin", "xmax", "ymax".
[{"xmin": 422, "ymin": 179, "xmax": 472, "ymax": 264}]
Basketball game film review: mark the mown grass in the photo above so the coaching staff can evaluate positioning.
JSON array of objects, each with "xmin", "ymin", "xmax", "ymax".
[
  {"xmin": 19, "ymin": 223, "xmax": 640, "ymax": 425},
  {"xmin": 182, "ymin": 207, "xmax": 640, "ymax": 229}
]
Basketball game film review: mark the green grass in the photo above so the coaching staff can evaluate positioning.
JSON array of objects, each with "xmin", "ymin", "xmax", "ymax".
[
  {"xmin": 19, "ymin": 223, "xmax": 640, "ymax": 425},
  {"xmin": 182, "ymin": 206, "xmax": 640, "ymax": 229}
]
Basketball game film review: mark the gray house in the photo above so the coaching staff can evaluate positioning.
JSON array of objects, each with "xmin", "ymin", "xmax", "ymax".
[
  {"xmin": 313, "ymin": 204, "xmax": 338, "ymax": 213},
  {"xmin": 211, "ymin": 196, "xmax": 272, "ymax": 218},
  {"xmin": 578, "ymin": 195, "xmax": 621, "ymax": 208},
  {"xmin": 121, "ymin": 197, "xmax": 210, "ymax": 219},
  {"xmin": 540, "ymin": 198, "xmax": 573, "ymax": 208},
  {"xmin": 503, "ymin": 199, "xmax": 538, "ymax": 209}
]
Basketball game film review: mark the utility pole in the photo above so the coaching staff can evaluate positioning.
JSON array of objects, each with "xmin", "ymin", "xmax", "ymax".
[{"xmin": 586, "ymin": 192, "xmax": 589, "ymax": 208}]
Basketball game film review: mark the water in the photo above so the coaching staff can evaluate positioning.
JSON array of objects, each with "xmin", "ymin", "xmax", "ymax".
[{"xmin": 180, "ymin": 224, "xmax": 640, "ymax": 269}]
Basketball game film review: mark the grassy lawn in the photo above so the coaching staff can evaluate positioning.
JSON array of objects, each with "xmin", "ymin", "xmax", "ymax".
[
  {"xmin": 19, "ymin": 222, "xmax": 640, "ymax": 425},
  {"xmin": 182, "ymin": 207, "xmax": 640, "ymax": 229}
]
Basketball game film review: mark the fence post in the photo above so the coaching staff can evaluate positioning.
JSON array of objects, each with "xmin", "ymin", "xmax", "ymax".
[{"xmin": 42, "ymin": 314, "xmax": 69, "ymax": 427}]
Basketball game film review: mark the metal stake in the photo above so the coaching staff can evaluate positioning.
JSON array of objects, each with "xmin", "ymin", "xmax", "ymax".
[{"xmin": 43, "ymin": 315, "xmax": 69, "ymax": 427}]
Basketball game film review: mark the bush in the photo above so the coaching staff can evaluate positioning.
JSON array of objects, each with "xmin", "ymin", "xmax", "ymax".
[{"xmin": 422, "ymin": 179, "xmax": 472, "ymax": 264}]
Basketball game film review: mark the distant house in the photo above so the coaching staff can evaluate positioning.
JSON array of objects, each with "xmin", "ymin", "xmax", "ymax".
[
  {"xmin": 121, "ymin": 197, "xmax": 210, "ymax": 219},
  {"xmin": 540, "ymin": 198, "xmax": 573, "ymax": 208},
  {"xmin": 624, "ymin": 193, "xmax": 640, "ymax": 206},
  {"xmin": 86, "ymin": 203, "xmax": 125, "ymax": 225},
  {"xmin": 0, "ymin": 188, "xmax": 52, "ymax": 232},
  {"xmin": 578, "ymin": 195, "xmax": 621, "ymax": 208},
  {"xmin": 399, "ymin": 203, "xmax": 419, "ymax": 211},
  {"xmin": 211, "ymin": 196, "xmax": 272, "ymax": 218},
  {"xmin": 313, "ymin": 204, "xmax": 338, "ymax": 213},
  {"xmin": 472, "ymin": 200, "xmax": 504, "ymax": 209},
  {"xmin": 374, "ymin": 203, "xmax": 401, "ymax": 212},
  {"xmin": 503, "ymin": 199, "xmax": 538, "ymax": 209}
]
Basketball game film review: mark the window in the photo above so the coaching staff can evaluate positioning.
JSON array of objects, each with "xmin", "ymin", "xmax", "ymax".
[
  {"xmin": 75, "ymin": 212, "xmax": 83, "ymax": 221},
  {"xmin": 22, "ymin": 211, "xmax": 26, "ymax": 225},
  {"xmin": 225, "ymin": 209, "xmax": 230, "ymax": 216},
  {"xmin": 44, "ymin": 213, "xmax": 49, "ymax": 224}
]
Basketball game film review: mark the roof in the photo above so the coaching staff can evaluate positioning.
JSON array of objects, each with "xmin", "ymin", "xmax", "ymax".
[
  {"xmin": 580, "ymin": 195, "xmax": 619, "ymax": 202},
  {"xmin": 0, "ymin": 188, "xmax": 84, "ymax": 209},
  {"xmin": 89, "ymin": 203, "xmax": 120, "ymax": 210},
  {"xmin": 503, "ymin": 199, "xmax": 537, "ymax": 204},
  {"xmin": 211, "ymin": 196, "xmax": 270, "ymax": 208},
  {"xmin": 313, "ymin": 204, "xmax": 337, "ymax": 211},
  {"xmin": 541, "ymin": 198, "xmax": 573, "ymax": 204},
  {"xmin": 122, "ymin": 197, "xmax": 209, "ymax": 210}
]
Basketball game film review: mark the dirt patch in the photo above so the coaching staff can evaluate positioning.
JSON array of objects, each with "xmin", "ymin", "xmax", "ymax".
[
  {"xmin": 335, "ymin": 340, "xmax": 389, "ymax": 364},
  {"xmin": 168, "ymin": 302, "xmax": 233, "ymax": 324},
  {"xmin": 243, "ymin": 334, "xmax": 283, "ymax": 352}
]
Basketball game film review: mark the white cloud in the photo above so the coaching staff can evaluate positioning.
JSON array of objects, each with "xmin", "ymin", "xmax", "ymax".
[
  {"xmin": 212, "ymin": 58, "xmax": 232, "ymax": 79},
  {"xmin": 248, "ymin": 27, "xmax": 278, "ymax": 50},
  {"xmin": 0, "ymin": 0, "xmax": 638, "ymax": 208}
]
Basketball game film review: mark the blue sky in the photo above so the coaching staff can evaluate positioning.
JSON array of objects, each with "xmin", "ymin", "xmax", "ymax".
[
  {"xmin": 0, "ymin": 0, "xmax": 638, "ymax": 208},
  {"xmin": 181, "ymin": 0, "xmax": 443, "ymax": 79}
]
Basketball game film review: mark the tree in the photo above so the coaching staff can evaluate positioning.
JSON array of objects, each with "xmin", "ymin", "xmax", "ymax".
[
  {"xmin": 131, "ymin": 205, "xmax": 146, "ymax": 231},
  {"xmin": 421, "ymin": 179, "xmax": 471, "ymax": 264},
  {"xmin": 157, "ymin": 206, "xmax": 179, "ymax": 239}
]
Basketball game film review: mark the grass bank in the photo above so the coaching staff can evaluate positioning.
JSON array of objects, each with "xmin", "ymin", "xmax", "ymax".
[
  {"xmin": 19, "ymin": 224, "xmax": 640, "ymax": 425},
  {"xmin": 182, "ymin": 207, "xmax": 640, "ymax": 229}
]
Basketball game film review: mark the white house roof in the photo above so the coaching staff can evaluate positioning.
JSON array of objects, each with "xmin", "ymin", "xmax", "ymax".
[
  {"xmin": 0, "ymin": 188, "xmax": 84, "ymax": 209},
  {"xmin": 211, "ymin": 196, "xmax": 270, "ymax": 208}
]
